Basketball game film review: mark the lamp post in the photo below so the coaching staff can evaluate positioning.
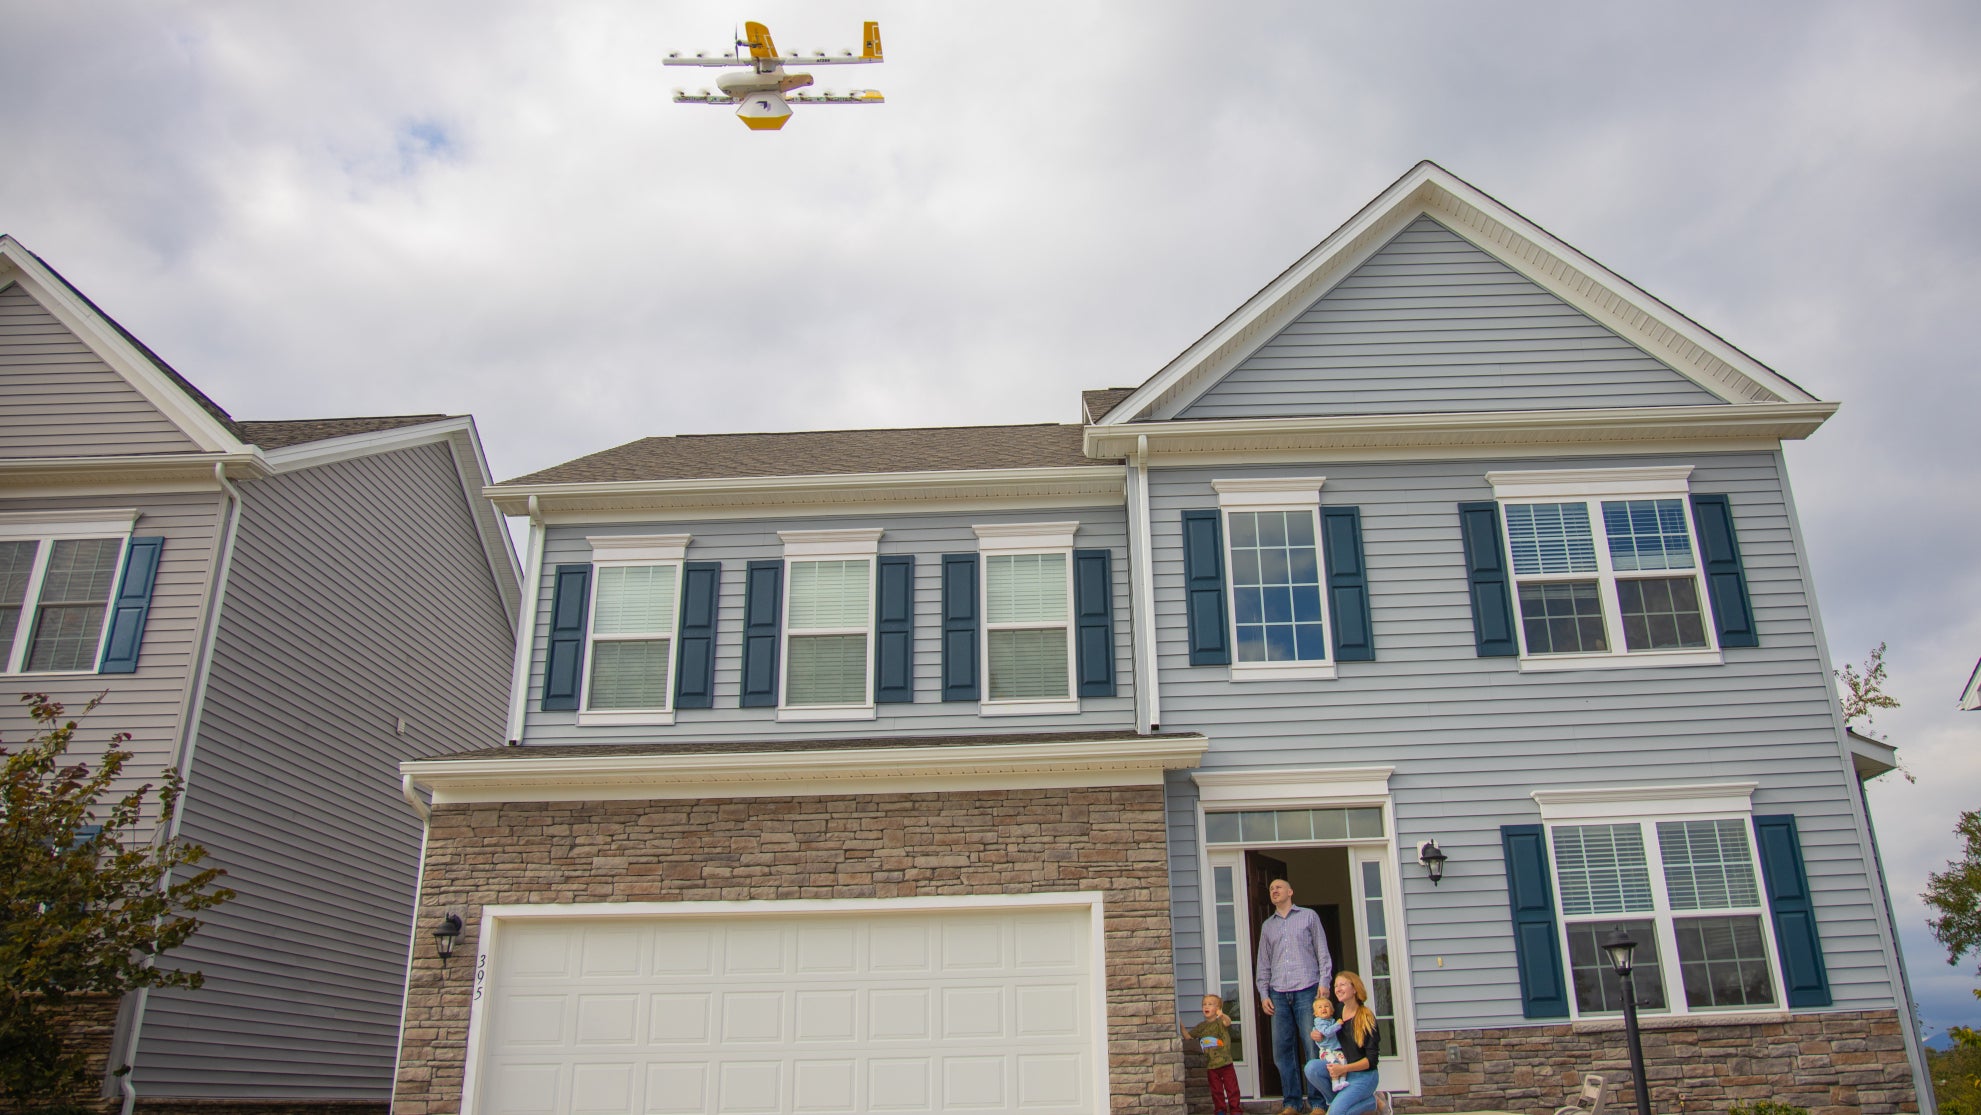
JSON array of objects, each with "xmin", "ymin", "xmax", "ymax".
[{"xmin": 1602, "ymin": 927, "xmax": 1653, "ymax": 1115}]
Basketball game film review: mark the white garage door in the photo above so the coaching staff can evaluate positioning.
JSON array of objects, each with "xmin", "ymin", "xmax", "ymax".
[{"xmin": 468, "ymin": 902, "xmax": 1101, "ymax": 1115}]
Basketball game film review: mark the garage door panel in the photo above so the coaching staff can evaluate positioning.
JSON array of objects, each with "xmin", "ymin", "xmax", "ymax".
[
  {"xmin": 868, "ymin": 922, "xmax": 932, "ymax": 971},
  {"xmin": 576, "ymin": 995, "xmax": 640, "ymax": 1045},
  {"xmin": 643, "ymin": 1063, "xmax": 706, "ymax": 1113},
  {"xmin": 650, "ymin": 926, "xmax": 713, "ymax": 975},
  {"xmin": 1015, "ymin": 984, "xmax": 1081, "ymax": 1036},
  {"xmin": 718, "ymin": 1061, "xmax": 783, "ymax": 1112},
  {"xmin": 796, "ymin": 924, "xmax": 858, "ymax": 973},
  {"xmin": 791, "ymin": 1059, "xmax": 857, "ymax": 1112},
  {"xmin": 646, "ymin": 994, "xmax": 711, "ymax": 1045},
  {"xmin": 571, "ymin": 1062, "xmax": 635, "ymax": 1115},
  {"xmin": 867, "ymin": 1058, "xmax": 931, "ymax": 1110},
  {"xmin": 793, "ymin": 990, "xmax": 857, "ymax": 1042}
]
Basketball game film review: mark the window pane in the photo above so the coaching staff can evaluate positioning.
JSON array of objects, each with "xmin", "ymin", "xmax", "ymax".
[
  {"xmin": 1675, "ymin": 914, "xmax": 1776, "ymax": 1009},
  {"xmin": 1348, "ymin": 807, "xmax": 1385, "ymax": 838},
  {"xmin": 788, "ymin": 560, "xmax": 870, "ymax": 629},
  {"xmin": 1204, "ymin": 813, "xmax": 1241, "ymax": 844},
  {"xmin": 1618, "ymin": 577, "xmax": 1709, "ymax": 651},
  {"xmin": 1565, "ymin": 920, "xmax": 1668, "ymax": 1014},
  {"xmin": 593, "ymin": 564, "xmax": 677, "ymax": 635},
  {"xmin": 986, "ymin": 553, "xmax": 1068, "ymax": 624},
  {"xmin": 1657, "ymin": 819, "xmax": 1760, "ymax": 910},
  {"xmin": 1518, "ymin": 581, "xmax": 1608, "ymax": 655},
  {"xmin": 0, "ymin": 540, "xmax": 37, "ymax": 668},
  {"xmin": 587, "ymin": 639, "xmax": 671, "ymax": 709},
  {"xmin": 1553, "ymin": 824, "xmax": 1654, "ymax": 916},
  {"xmin": 1240, "ymin": 811, "xmax": 1276, "ymax": 842},
  {"xmin": 987, "ymin": 627, "xmax": 1069, "ymax": 700},
  {"xmin": 1603, "ymin": 499, "xmax": 1696, "ymax": 572},
  {"xmin": 1274, "ymin": 810, "xmax": 1313, "ymax": 841},
  {"xmin": 787, "ymin": 633, "xmax": 868, "ymax": 705},
  {"xmin": 26, "ymin": 539, "xmax": 121, "ymax": 672},
  {"xmin": 1505, "ymin": 503, "xmax": 1597, "ymax": 575},
  {"xmin": 1228, "ymin": 510, "xmax": 1326, "ymax": 663}
]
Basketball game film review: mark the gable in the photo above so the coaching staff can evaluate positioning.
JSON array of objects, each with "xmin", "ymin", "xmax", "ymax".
[
  {"xmin": 1172, "ymin": 216, "xmax": 1726, "ymax": 421},
  {"xmin": 0, "ymin": 282, "xmax": 203, "ymax": 458}
]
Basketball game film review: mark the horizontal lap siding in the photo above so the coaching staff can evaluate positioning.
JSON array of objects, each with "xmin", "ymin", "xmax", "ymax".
[
  {"xmin": 0, "ymin": 491, "xmax": 221, "ymax": 821},
  {"xmin": 523, "ymin": 509, "xmax": 1134, "ymax": 744},
  {"xmin": 0, "ymin": 284, "xmax": 201, "ymax": 456},
  {"xmin": 136, "ymin": 441, "xmax": 514, "ymax": 1098},
  {"xmin": 1152, "ymin": 452, "xmax": 1888, "ymax": 1028},
  {"xmin": 1173, "ymin": 217, "xmax": 1726, "ymax": 420}
]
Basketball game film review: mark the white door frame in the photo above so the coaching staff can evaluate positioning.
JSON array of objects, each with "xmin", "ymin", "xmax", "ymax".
[
  {"xmin": 1190, "ymin": 767, "xmax": 1420, "ymax": 1097},
  {"xmin": 458, "ymin": 891, "xmax": 1111, "ymax": 1115}
]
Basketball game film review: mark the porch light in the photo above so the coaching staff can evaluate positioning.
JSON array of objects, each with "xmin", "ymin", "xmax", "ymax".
[
  {"xmin": 434, "ymin": 913, "xmax": 464, "ymax": 961},
  {"xmin": 1416, "ymin": 839, "xmax": 1448, "ymax": 885}
]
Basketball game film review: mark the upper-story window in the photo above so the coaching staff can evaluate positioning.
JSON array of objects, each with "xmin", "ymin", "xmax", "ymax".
[
  {"xmin": 1213, "ymin": 478, "xmax": 1332, "ymax": 681},
  {"xmin": 778, "ymin": 529, "xmax": 882, "ymax": 721},
  {"xmin": 1, "ymin": 511, "xmax": 142, "ymax": 675},
  {"xmin": 974, "ymin": 522, "xmax": 1078, "ymax": 715},
  {"xmin": 1487, "ymin": 467, "xmax": 1719, "ymax": 669},
  {"xmin": 581, "ymin": 534, "xmax": 689, "ymax": 724}
]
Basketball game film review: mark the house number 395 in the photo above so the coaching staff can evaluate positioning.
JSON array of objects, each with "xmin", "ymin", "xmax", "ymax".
[{"xmin": 472, "ymin": 953, "xmax": 487, "ymax": 1001}]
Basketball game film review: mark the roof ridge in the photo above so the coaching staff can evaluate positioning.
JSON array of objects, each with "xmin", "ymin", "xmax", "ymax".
[{"xmin": 650, "ymin": 421, "xmax": 1079, "ymax": 440}]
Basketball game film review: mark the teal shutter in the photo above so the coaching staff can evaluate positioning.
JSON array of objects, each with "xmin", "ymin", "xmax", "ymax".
[
  {"xmin": 1073, "ymin": 548, "xmax": 1115, "ymax": 697},
  {"xmin": 673, "ymin": 561, "xmax": 720, "ymax": 709},
  {"xmin": 1458, "ymin": 502, "xmax": 1519, "ymax": 657},
  {"xmin": 740, "ymin": 560, "xmax": 783, "ymax": 708},
  {"xmin": 541, "ymin": 564, "xmax": 592, "ymax": 711},
  {"xmin": 941, "ymin": 553, "xmax": 979, "ymax": 701},
  {"xmin": 1690, "ymin": 494, "xmax": 1758, "ymax": 649},
  {"xmin": 1321, "ymin": 508, "xmax": 1374, "ymax": 662},
  {"xmin": 1501, "ymin": 824, "xmax": 1570, "ymax": 1019},
  {"xmin": 1753, "ymin": 814, "xmax": 1832, "ymax": 1007},
  {"xmin": 1181, "ymin": 510, "xmax": 1229, "ymax": 666},
  {"xmin": 875, "ymin": 555, "xmax": 914, "ymax": 704},
  {"xmin": 97, "ymin": 536, "xmax": 164, "ymax": 674}
]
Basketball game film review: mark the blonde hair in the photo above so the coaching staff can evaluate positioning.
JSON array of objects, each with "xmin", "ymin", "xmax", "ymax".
[{"xmin": 1334, "ymin": 971, "xmax": 1377, "ymax": 1046}]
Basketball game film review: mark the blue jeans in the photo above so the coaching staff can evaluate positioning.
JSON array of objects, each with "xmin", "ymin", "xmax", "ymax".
[
  {"xmin": 1268, "ymin": 985, "xmax": 1320, "ymax": 1108},
  {"xmin": 1304, "ymin": 1064, "xmax": 1379, "ymax": 1115}
]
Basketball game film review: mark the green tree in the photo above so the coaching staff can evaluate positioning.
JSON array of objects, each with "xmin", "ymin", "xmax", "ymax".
[
  {"xmin": 1, "ymin": 695, "xmax": 233, "ymax": 1114},
  {"xmin": 1926, "ymin": 809, "xmax": 1981, "ymax": 1115},
  {"xmin": 1836, "ymin": 641, "xmax": 1901, "ymax": 735}
]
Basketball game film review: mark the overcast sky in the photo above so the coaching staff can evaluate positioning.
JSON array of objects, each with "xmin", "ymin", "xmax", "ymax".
[{"xmin": 4, "ymin": 2, "xmax": 1977, "ymax": 1038}]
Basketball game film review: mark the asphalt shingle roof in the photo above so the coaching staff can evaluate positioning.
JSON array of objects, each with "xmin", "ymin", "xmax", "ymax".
[
  {"xmin": 1081, "ymin": 387, "xmax": 1138, "ymax": 423},
  {"xmin": 237, "ymin": 415, "xmax": 452, "ymax": 449}
]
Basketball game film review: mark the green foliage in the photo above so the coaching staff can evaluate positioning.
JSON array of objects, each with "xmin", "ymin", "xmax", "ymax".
[
  {"xmin": 1, "ymin": 694, "xmax": 234, "ymax": 1114},
  {"xmin": 1835, "ymin": 641, "xmax": 1900, "ymax": 733},
  {"xmin": 1930, "ymin": 1030, "xmax": 1981, "ymax": 1115},
  {"xmin": 1926, "ymin": 811, "xmax": 1981, "ymax": 979},
  {"xmin": 1726, "ymin": 1101, "xmax": 1808, "ymax": 1115}
]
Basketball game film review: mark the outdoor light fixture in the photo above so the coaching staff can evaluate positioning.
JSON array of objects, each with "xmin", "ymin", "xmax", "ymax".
[
  {"xmin": 1416, "ymin": 840, "xmax": 1449, "ymax": 885},
  {"xmin": 433, "ymin": 913, "xmax": 463, "ymax": 961},
  {"xmin": 1603, "ymin": 926, "xmax": 1653, "ymax": 1115}
]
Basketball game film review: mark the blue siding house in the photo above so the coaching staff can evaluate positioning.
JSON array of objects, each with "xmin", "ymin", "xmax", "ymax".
[{"xmin": 394, "ymin": 163, "xmax": 1924, "ymax": 1115}]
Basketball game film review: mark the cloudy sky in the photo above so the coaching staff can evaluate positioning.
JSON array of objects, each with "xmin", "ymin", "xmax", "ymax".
[{"xmin": 4, "ymin": 1, "xmax": 1977, "ymax": 1036}]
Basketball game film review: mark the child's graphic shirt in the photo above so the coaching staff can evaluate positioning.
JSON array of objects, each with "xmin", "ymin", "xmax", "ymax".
[{"xmin": 1187, "ymin": 1017, "xmax": 1235, "ymax": 1070}]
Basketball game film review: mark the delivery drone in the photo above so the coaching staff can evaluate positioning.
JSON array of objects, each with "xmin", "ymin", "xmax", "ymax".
[{"xmin": 666, "ymin": 21, "xmax": 884, "ymax": 131}]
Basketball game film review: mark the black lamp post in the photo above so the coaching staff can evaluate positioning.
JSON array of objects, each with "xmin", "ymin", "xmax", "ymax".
[
  {"xmin": 1602, "ymin": 926, "xmax": 1653, "ymax": 1115},
  {"xmin": 433, "ymin": 913, "xmax": 464, "ymax": 962}
]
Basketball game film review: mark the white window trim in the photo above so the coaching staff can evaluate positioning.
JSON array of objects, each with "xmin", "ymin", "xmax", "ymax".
[
  {"xmin": 1540, "ymin": 791, "xmax": 1788, "ymax": 1021},
  {"xmin": 776, "ymin": 528, "xmax": 883, "ymax": 722},
  {"xmin": 1487, "ymin": 468, "xmax": 1721, "ymax": 671},
  {"xmin": 1213, "ymin": 478, "xmax": 1335, "ymax": 680},
  {"xmin": 576, "ymin": 534, "xmax": 691, "ymax": 727},
  {"xmin": 974, "ymin": 522, "xmax": 1080, "ymax": 716},
  {"xmin": 0, "ymin": 512, "xmax": 138, "ymax": 677}
]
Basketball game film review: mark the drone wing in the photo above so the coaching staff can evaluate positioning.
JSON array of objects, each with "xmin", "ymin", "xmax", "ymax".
[
  {"xmin": 666, "ymin": 22, "xmax": 883, "ymax": 67},
  {"xmin": 673, "ymin": 91, "xmax": 739, "ymax": 104},
  {"xmin": 787, "ymin": 91, "xmax": 885, "ymax": 104}
]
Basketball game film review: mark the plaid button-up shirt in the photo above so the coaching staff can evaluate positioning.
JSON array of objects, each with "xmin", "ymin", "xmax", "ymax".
[{"xmin": 1256, "ymin": 904, "xmax": 1333, "ymax": 997}]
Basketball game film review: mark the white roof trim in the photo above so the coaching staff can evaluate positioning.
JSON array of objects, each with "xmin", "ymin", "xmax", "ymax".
[
  {"xmin": 1099, "ymin": 161, "xmax": 1821, "ymax": 426},
  {"xmin": 402, "ymin": 734, "xmax": 1209, "ymax": 804},
  {"xmin": 1961, "ymin": 659, "xmax": 1981, "ymax": 712},
  {"xmin": 0, "ymin": 239, "xmax": 247, "ymax": 454}
]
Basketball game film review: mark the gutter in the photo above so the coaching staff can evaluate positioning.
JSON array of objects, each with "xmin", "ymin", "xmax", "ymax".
[{"xmin": 1127, "ymin": 435, "xmax": 1161, "ymax": 732}]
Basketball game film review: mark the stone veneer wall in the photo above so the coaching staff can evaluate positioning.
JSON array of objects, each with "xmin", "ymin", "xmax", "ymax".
[
  {"xmin": 50, "ymin": 994, "xmax": 120, "ymax": 1111},
  {"xmin": 1401, "ymin": 1009, "xmax": 1915, "ymax": 1115},
  {"xmin": 391, "ymin": 786, "xmax": 1186, "ymax": 1115}
]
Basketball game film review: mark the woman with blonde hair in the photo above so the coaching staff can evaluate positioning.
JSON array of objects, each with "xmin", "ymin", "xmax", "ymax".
[{"xmin": 1302, "ymin": 971, "xmax": 1389, "ymax": 1115}]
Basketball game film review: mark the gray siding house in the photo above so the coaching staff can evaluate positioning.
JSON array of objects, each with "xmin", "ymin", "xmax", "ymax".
[
  {"xmin": 0, "ymin": 237, "xmax": 520, "ymax": 1111},
  {"xmin": 393, "ymin": 163, "xmax": 1924, "ymax": 1115}
]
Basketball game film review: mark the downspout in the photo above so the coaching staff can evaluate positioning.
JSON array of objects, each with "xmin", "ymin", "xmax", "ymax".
[
  {"xmin": 119, "ymin": 461, "xmax": 244, "ymax": 1115},
  {"xmin": 502, "ymin": 497, "xmax": 545, "ymax": 745},
  {"xmin": 389, "ymin": 774, "xmax": 432, "ymax": 1111},
  {"xmin": 1130, "ymin": 434, "xmax": 1161, "ymax": 733}
]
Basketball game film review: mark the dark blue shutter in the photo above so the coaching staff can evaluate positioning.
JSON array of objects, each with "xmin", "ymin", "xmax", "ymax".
[
  {"xmin": 1690, "ymin": 494, "xmax": 1758, "ymax": 649},
  {"xmin": 1320, "ymin": 508, "xmax": 1374, "ymax": 662},
  {"xmin": 1754, "ymin": 814, "xmax": 1832, "ymax": 1007},
  {"xmin": 1458, "ymin": 502, "xmax": 1519, "ymax": 657},
  {"xmin": 1181, "ymin": 510, "xmax": 1229, "ymax": 666},
  {"xmin": 97, "ymin": 536, "xmax": 164, "ymax": 674},
  {"xmin": 740, "ymin": 560, "xmax": 783, "ymax": 708},
  {"xmin": 1073, "ymin": 548, "xmax": 1115, "ymax": 697},
  {"xmin": 940, "ymin": 553, "xmax": 979, "ymax": 701},
  {"xmin": 1500, "ymin": 824, "xmax": 1570, "ymax": 1019},
  {"xmin": 673, "ymin": 561, "xmax": 720, "ymax": 709},
  {"xmin": 540, "ymin": 564, "xmax": 592, "ymax": 711},
  {"xmin": 875, "ymin": 555, "xmax": 915, "ymax": 704}
]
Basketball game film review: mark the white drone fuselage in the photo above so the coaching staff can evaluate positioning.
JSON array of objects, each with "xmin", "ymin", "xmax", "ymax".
[{"xmin": 666, "ymin": 21, "xmax": 883, "ymax": 131}]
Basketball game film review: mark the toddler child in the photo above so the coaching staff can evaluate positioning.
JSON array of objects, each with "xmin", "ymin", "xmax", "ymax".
[
  {"xmin": 1182, "ymin": 993, "xmax": 1241, "ymax": 1115},
  {"xmin": 1308, "ymin": 995, "xmax": 1346, "ymax": 1072}
]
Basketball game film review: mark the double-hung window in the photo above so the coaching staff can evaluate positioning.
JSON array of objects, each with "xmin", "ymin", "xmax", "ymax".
[
  {"xmin": 975, "ymin": 522, "xmax": 1078, "ymax": 715},
  {"xmin": 1487, "ymin": 467, "xmax": 1718, "ymax": 669},
  {"xmin": 1, "ymin": 512, "xmax": 136, "ymax": 675},
  {"xmin": 1213, "ymin": 478, "xmax": 1331, "ymax": 680},
  {"xmin": 581, "ymin": 534, "xmax": 689, "ymax": 725},
  {"xmin": 1538, "ymin": 785, "xmax": 1784, "ymax": 1018},
  {"xmin": 778, "ymin": 529, "xmax": 882, "ymax": 721}
]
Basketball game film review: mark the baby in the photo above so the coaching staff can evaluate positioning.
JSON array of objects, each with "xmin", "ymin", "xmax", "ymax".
[{"xmin": 1308, "ymin": 995, "xmax": 1346, "ymax": 1069}]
